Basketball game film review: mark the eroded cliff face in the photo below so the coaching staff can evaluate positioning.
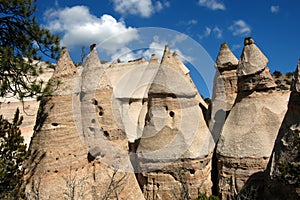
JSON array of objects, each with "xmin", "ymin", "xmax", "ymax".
[
  {"xmin": 209, "ymin": 43, "xmax": 239, "ymax": 144},
  {"xmin": 215, "ymin": 37, "xmax": 290, "ymax": 199},
  {"xmin": 1, "ymin": 37, "xmax": 296, "ymax": 199},
  {"xmin": 136, "ymin": 46, "xmax": 214, "ymax": 200},
  {"xmin": 260, "ymin": 60, "xmax": 300, "ymax": 199},
  {"xmin": 24, "ymin": 47, "xmax": 145, "ymax": 200},
  {"xmin": 22, "ymin": 44, "xmax": 212, "ymax": 200}
]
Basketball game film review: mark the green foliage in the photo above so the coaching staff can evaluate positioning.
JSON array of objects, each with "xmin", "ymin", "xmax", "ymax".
[
  {"xmin": 0, "ymin": 109, "xmax": 29, "ymax": 198},
  {"xmin": 0, "ymin": 0, "xmax": 60, "ymax": 99},
  {"xmin": 277, "ymin": 133, "xmax": 300, "ymax": 187},
  {"xmin": 286, "ymin": 72, "xmax": 294, "ymax": 79},
  {"xmin": 196, "ymin": 193, "xmax": 220, "ymax": 200},
  {"xmin": 273, "ymin": 70, "xmax": 282, "ymax": 78}
]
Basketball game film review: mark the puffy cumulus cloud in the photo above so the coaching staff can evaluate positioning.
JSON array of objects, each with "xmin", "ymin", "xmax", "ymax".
[
  {"xmin": 111, "ymin": 0, "xmax": 170, "ymax": 18},
  {"xmin": 228, "ymin": 20, "xmax": 251, "ymax": 37},
  {"xmin": 271, "ymin": 5, "xmax": 279, "ymax": 14},
  {"xmin": 198, "ymin": 0, "xmax": 226, "ymax": 11},
  {"xmin": 44, "ymin": 6, "xmax": 138, "ymax": 53}
]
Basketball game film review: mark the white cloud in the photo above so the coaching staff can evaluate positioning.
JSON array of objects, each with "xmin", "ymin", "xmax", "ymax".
[
  {"xmin": 198, "ymin": 26, "xmax": 222, "ymax": 39},
  {"xmin": 198, "ymin": 0, "xmax": 226, "ymax": 11},
  {"xmin": 199, "ymin": 27, "xmax": 212, "ymax": 39},
  {"xmin": 187, "ymin": 19, "xmax": 198, "ymax": 25},
  {"xmin": 112, "ymin": 35, "xmax": 193, "ymax": 63},
  {"xmin": 213, "ymin": 26, "xmax": 223, "ymax": 38},
  {"xmin": 228, "ymin": 20, "xmax": 251, "ymax": 36},
  {"xmin": 111, "ymin": 0, "xmax": 170, "ymax": 18},
  {"xmin": 271, "ymin": 5, "xmax": 279, "ymax": 14},
  {"xmin": 231, "ymin": 44, "xmax": 242, "ymax": 51},
  {"xmin": 44, "ymin": 6, "xmax": 138, "ymax": 53}
]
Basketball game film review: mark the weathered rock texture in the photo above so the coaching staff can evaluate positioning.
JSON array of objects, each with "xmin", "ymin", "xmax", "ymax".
[
  {"xmin": 216, "ymin": 37, "xmax": 290, "ymax": 199},
  {"xmin": 261, "ymin": 60, "xmax": 300, "ymax": 199},
  {"xmin": 209, "ymin": 43, "xmax": 239, "ymax": 142},
  {"xmin": 23, "ymin": 44, "xmax": 212, "ymax": 200},
  {"xmin": 136, "ymin": 46, "xmax": 214, "ymax": 200},
  {"xmin": 24, "ymin": 47, "xmax": 144, "ymax": 200}
]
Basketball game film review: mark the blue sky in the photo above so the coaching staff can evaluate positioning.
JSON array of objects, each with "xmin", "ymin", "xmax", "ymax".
[{"xmin": 34, "ymin": 0, "xmax": 300, "ymax": 97}]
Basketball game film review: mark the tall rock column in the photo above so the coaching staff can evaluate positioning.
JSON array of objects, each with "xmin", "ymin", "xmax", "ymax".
[
  {"xmin": 215, "ymin": 37, "xmax": 290, "ymax": 199},
  {"xmin": 209, "ymin": 43, "xmax": 239, "ymax": 142},
  {"xmin": 137, "ymin": 46, "xmax": 214, "ymax": 200}
]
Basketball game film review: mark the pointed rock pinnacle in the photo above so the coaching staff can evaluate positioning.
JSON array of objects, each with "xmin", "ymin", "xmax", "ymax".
[
  {"xmin": 216, "ymin": 42, "xmax": 238, "ymax": 70},
  {"xmin": 237, "ymin": 37, "xmax": 269, "ymax": 76},
  {"xmin": 52, "ymin": 47, "xmax": 77, "ymax": 79}
]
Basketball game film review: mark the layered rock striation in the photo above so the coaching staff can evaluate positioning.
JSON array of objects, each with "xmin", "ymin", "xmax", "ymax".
[
  {"xmin": 136, "ymin": 46, "xmax": 214, "ymax": 199},
  {"xmin": 216, "ymin": 37, "xmax": 290, "ymax": 199},
  {"xmin": 209, "ymin": 43, "xmax": 239, "ymax": 142},
  {"xmin": 24, "ymin": 47, "xmax": 144, "ymax": 200}
]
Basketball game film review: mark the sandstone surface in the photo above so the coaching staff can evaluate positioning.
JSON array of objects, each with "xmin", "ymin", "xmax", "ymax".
[
  {"xmin": 24, "ymin": 47, "xmax": 145, "ymax": 200},
  {"xmin": 216, "ymin": 37, "xmax": 290, "ymax": 199},
  {"xmin": 209, "ymin": 43, "xmax": 239, "ymax": 142},
  {"xmin": 262, "ymin": 60, "xmax": 300, "ymax": 199},
  {"xmin": 137, "ymin": 46, "xmax": 214, "ymax": 199}
]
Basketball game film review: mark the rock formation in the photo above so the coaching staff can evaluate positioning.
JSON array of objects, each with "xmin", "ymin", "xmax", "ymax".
[
  {"xmin": 136, "ymin": 45, "xmax": 214, "ymax": 199},
  {"xmin": 24, "ymin": 47, "xmax": 144, "ymax": 200},
  {"xmin": 209, "ymin": 43, "xmax": 239, "ymax": 142},
  {"xmin": 216, "ymin": 37, "xmax": 290, "ymax": 199},
  {"xmin": 261, "ymin": 59, "xmax": 300, "ymax": 199}
]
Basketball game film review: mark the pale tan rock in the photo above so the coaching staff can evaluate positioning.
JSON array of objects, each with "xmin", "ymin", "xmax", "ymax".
[
  {"xmin": 216, "ymin": 43, "xmax": 238, "ymax": 70},
  {"xmin": 0, "ymin": 63, "xmax": 53, "ymax": 146},
  {"xmin": 263, "ymin": 60, "xmax": 300, "ymax": 199},
  {"xmin": 25, "ymin": 47, "xmax": 145, "ymax": 200},
  {"xmin": 137, "ymin": 46, "xmax": 213, "ymax": 199},
  {"xmin": 237, "ymin": 37, "xmax": 269, "ymax": 76},
  {"xmin": 209, "ymin": 43, "xmax": 238, "ymax": 144},
  {"xmin": 215, "ymin": 38, "xmax": 290, "ymax": 199}
]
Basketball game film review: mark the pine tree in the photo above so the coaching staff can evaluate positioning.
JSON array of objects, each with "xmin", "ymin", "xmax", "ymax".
[
  {"xmin": 0, "ymin": 109, "xmax": 29, "ymax": 199},
  {"xmin": 0, "ymin": 0, "xmax": 60, "ymax": 99}
]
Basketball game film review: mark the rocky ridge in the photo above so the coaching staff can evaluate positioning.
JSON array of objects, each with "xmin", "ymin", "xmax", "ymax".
[{"xmin": 0, "ymin": 36, "xmax": 297, "ymax": 199}]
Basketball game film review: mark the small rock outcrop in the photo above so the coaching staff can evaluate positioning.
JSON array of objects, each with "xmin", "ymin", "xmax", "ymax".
[
  {"xmin": 216, "ymin": 37, "xmax": 290, "ymax": 199},
  {"xmin": 136, "ymin": 46, "xmax": 214, "ymax": 199}
]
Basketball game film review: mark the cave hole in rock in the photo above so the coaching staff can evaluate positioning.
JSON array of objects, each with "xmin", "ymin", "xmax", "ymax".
[
  {"xmin": 165, "ymin": 106, "xmax": 168, "ymax": 111},
  {"xmin": 91, "ymin": 119, "xmax": 96, "ymax": 123},
  {"xmin": 51, "ymin": 122, "xmax": 59, "ymax": 127},
  {"xmin": 88, "ymin": 127, "xmax": 95, "ymax": 132},
  {"xmin": 98, "ymin": 106, "xmax": 104, "ymax": 116},
  {"xmin": 91, "ymin": 98, "xmax": 98, "ymax": 105},
  {"xmin": 103, "ymin": 130, "xmax": 109, "ymax": 137},
  {"xmin": 169, "ymin": 111, "xmax": 175, "ymax": 117},
  {"xmin": 189, "ymin": 169, "xmax": 195, "ymax": 174}
]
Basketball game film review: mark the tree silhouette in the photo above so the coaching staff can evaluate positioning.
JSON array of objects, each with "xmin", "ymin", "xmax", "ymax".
[{"xmin": 0, "ymin": 0, "xmax": 60, "ymax": 99}]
